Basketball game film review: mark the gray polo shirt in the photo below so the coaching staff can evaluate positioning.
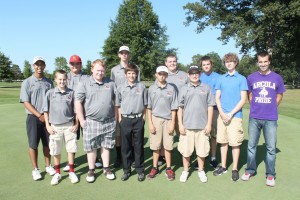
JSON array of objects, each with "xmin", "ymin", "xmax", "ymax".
[
  {"xmin": 67, "ymin": 72, "xmax": 89, "ymax": 90},
  {"xmin": 43, "ymin": 87, "xmax": 75, "ymax": 125},
  {"xmin": 20, "ymin": 75, "xmax": 53, "ymax": 114},
  {"xmin": 115, "ymin": 81, "xmax": 147, "ymax": 115},
  {"xmin": 110, "ymin": 64, "xmax": 140, "ymax": 87},
  {"xmin": 148, "ymin": 82, "xmax": 178, "ymax": 120},
  {"xmin": 178, "ymin": 82, "xmax": 215, "ymax": 129},
  {"xmin": 75, "ymin": 76, "xmax": 116, "ymax": 122},
  {"xmin": 166, "ymin": 70, "xmax": 188, "ymax": 93}
]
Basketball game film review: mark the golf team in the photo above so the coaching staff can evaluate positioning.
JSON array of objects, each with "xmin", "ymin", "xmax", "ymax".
[{"xmin": 20, "ymin": 46, "xmax": 285, "ymax": 187}]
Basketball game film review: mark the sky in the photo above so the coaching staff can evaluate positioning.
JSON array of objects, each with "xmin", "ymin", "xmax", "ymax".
[{"xmin": 0, "ymin": 0, "xmax": 241, "ymax": 72}]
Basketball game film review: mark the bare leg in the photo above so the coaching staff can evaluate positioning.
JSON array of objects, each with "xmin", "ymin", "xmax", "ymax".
[
  {"xmin": 152, "ymin": 150, "xmax": 159, "ymax": 168},
  {"xmin": 87, "ymin": 150, "xmax": 97, "ymax": 169},
  {"xmin": 182, "ymin": 156, "xmax": 190, "ymax": 171},
  {"xmin": 164, "ymin": 149, "xmax": 172, "ymax": 168},
  {"xmin": 197, "ymin": 156, "xmax": 205, "ymax": 171},
  {"xmin": 43, "ymin": 146, "xmax": 51, "ymax": 166},
  {"xmin": 232, "ymin": 146, "xmax": 240, "ymax": 170},
  {"xmin": 29, "ymin": 148, "xmax": 38, "ymax": 168},
  {"xmin": 101, "ymin": 147, "xmax": 110, "ymax": 168},
  {"xmin": 220, "ymin": 143, "xmax": 228, "ymax": 168}
]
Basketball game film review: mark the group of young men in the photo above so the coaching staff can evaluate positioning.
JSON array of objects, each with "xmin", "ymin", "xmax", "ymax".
[{"xmin": 20, "ymin": 45, "xmax": 285, "ymax": 187}]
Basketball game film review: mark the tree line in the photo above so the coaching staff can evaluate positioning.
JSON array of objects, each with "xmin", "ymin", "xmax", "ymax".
[{"xmin": 0, "ymin": 0, "xmax": 299, "ymax": 86}]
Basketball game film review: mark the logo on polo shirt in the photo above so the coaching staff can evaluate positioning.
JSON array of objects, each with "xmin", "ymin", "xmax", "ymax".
[
  {"xmin": 166, "ymin": 91, "xmax": 173, "ymax": 96},
  {"xmin": 135, "ymin": 88, "xmax": 142, "ymax": 94},
  {"xmin": 104, "ymin": 84, "xmax": 110, "ymax": 90}
]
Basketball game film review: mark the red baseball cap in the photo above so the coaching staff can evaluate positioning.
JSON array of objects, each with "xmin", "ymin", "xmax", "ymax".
[{"xmin": 69, "ymin": 55, "xmax": 82, "ymax": 63}]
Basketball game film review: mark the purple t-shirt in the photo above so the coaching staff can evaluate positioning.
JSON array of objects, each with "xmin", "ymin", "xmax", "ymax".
[{"xmin": 247, "ymin": 71, "xmax": 286, "ymax": 120}]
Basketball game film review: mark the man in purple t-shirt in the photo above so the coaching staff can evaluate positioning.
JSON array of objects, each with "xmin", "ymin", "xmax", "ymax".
[{"xmin": 241, "ymin": 51, "xmax": 286, "ymax": 187}]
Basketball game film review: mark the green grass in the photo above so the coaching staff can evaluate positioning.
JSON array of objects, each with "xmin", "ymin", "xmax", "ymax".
[{"xmin": 0, "ymin": 88, "xmax": 300, "ymax": 200}]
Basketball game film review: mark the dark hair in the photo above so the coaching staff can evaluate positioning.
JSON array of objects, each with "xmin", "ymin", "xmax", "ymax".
[
  {"xmin": 200, "ymin": 56, "xmax": 212, "ymax": 66},
  {"xmin": 125, "ymin": 63, "xmax": 139, "ymax": 74},
  {"xmin": 257, "ymin": 51, "xmax": 271, "ymax": 61},
  {"xmin": 54, "ymin": 69, "xmax": 67, "ymax": 78},
  {"xmin": 165, "ymin": 54, "xmax": 177, "ymax": 62}
]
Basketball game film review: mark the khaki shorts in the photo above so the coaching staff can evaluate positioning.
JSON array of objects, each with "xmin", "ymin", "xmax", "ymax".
[
  {"xmin": 149, "ymin": 116, "xmax": 174, "ymax": 151},
  {"xmin": 49, "ymin": 122, "xmax": 78, "ymax": 155},
  {"xmin": 210, "ymin": 109, "xmax": 219, "ymax": 138},
  {"xmin": 217, "ymin": 116, "xmax": 244, "ymax": 146},
  {"xmin": 177, "ymin": 129, "xmax": 210, "ymax": 158}
]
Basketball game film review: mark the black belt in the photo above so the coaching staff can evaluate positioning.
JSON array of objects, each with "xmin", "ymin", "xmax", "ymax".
[{"xmin": 121, "ymin": 113, "xmax": 142, "ymax": 118}]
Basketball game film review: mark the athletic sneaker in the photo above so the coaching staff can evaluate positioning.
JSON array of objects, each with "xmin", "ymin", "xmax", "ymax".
[
  {"xmin": 32, "ymin": 168, "xmax": 42, "ymax": 181},
  {"xmin": 103, "ymin": 168, "xmax": 115, "ymax": 180},
  {"xmin": 86, "ymin": 170, "xmax": 95, "ymax": 183},
  {"xmin": 69, "ymin": 172, "xmax": 79, "ymax": 183},
  {"xmin": 213, "ymin": 166, "xmax": 228, "ymax": 176},
  {"xmin": 51, "ymin": 173, "xmax": 62, "ymax": 185},
  {"xmin": 165, "ymin": 169, "xmax": 175, "ymax": 181},
  {"xmin": 179, "ymin": 171, "xmax": 189, "ymax": 182},
  {"xmin": 147, "ymin": 167, "xmax": 159, "ymax": 179},
  {"xmin": 63, "ymin": 165, "xmax": 70, "ymax": 172},
  {"xmin": 209, "ymin": 160, "xmax": 218, "ymax": 169},
  {"xmin": 266, "ymin": 176, "xmax": 275, "ymax": 187},
  {"xmin": 231, "ymin": 170, "xmax": 239, "ymax": 181},
  {"xmin": 45, "ymin": 165, "xmax": 56, "ymax": 176},
  {"xmin": 241, "ymin": 172, "xmax": 251, "ymax": 181},
  {"xmin": 198, "ymin": 170, "xmax": 208, "ymax": 183}
]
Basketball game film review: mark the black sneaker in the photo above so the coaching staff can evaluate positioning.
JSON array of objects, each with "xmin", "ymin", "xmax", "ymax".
[
  {"xmin": 231, "ymin": 170, "xmax": 239, "ymax": 181},
  {"xmin": 138, "ymin": 173, "xmax": 145, "ymax": 182},
  {"xmin": 209, "ymin": 160, "xmax": 218, "ymax": 169},
  {"xmin": 213, "ymin": 166, "xmax": 228, "ymax": 176},
  {"xmin": 121, "ymin": 172, "xmax": 131, "ymax": 181}
]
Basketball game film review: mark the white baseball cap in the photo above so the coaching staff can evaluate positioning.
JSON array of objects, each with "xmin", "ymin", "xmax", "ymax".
[
  {"xmin": 156, "ymin": 66, "xmax": 168, "ymax": 73},
  {"xmin": 32, "ymin": 56, "xmax": 45, "ymax": 64},
  {"xmin": 118, "ymin": 45, "xmax": 130, "ymax": 52}
]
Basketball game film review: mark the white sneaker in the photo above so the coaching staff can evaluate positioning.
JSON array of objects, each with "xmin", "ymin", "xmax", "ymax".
[
  {"xmin": 46, "ymin": 165, "xmax": 56, "ymax": 176},
  {"xmin": 63, "ymin": 165, "xmax": 70, "ymax": 172},
  {"xmin": 32, "ymin": 168, "xmax": 42, "ymax": 181},
  {"xmin": 198, "ymin": 170, "xmax": 208, "ymax": 183},
  {"xmin": 69, "ymin": 172, "xmax": 79, "ymax": 183},
  {"xmin": 51, "ymin": 173, "xmax": 62, "ymax": 185},
  {"xmin": 95, "ymin": 161, "xmax": 102, "ymax": 168},
  {"xmin": 266, "ymin": 176, "xmax": 275, "ymax": 187},
  {"xmin": 86, "ymin": 170, "xmax": 95, "ymax": 183},
  {"xmin": 179, "ymin": 171, "xmax": 189, "ymax": 182},
  {"xmin": 241, "ymin": 172, "xmax": 251, "ymax": 181},
  {"xmin": 103, "ymin": 168, "xmax": 115, "ymax": 180}
]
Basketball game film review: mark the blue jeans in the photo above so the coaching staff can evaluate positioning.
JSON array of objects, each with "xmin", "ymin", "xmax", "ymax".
[{"xmin": 246, "ymin": 118, "xmax": 277, "ymax": 178}]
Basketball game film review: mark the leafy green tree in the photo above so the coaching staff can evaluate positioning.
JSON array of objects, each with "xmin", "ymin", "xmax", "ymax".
[
  {"xmin": 0, "ymin": 52, "xmax": 12, "ymax": 80},
  {"xmin": 238, "ymin": 55, "xmax": 257, "ymax": 77},
  {"xmin": 23, "ymin": 60, "xmax": 32, "ymax": 78},
  {"xmin": 184, "ymin": 0, "xmax": 300, "ymax": 85},
  {"xmin": 82, "ymin": 60, "xmax": 92, "ymax": 75},
  {"xmin": 44, "ymin": 70, "xmax": 54, "ymax": 80},
  {"xmin": 54, "ymin": 57, "xmax": 69, "ymax": 72},
  {"xmin": 11, "ymin": 64, "xmax": 23, "ymax": 80},
  {"xmin": 101, "ymin": 0, "xmax": 176, "ymax": 79},
  {"xmin": 189, "ymin": 52, "xmax": 225, "ymax": 74}
]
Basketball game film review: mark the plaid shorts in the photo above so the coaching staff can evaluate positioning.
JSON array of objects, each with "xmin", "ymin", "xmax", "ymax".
[{"xmin": 82, "ymin": 117, "xmax": 116, "ymax": 152}]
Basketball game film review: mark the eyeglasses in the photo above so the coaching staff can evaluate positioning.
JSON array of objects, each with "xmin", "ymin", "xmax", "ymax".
[{"xmin": 189, "ymin": 72, "xmax": 199, "ymax": 75}]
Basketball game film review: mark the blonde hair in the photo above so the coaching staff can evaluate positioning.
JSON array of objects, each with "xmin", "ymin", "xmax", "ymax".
[
  {"xmin": 222, "ymin": 53, "xmax": 239, "ymax": 66},
  {"xmin": 91, "ymin": 59, "xmax": 106, "ymax": 69}
]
